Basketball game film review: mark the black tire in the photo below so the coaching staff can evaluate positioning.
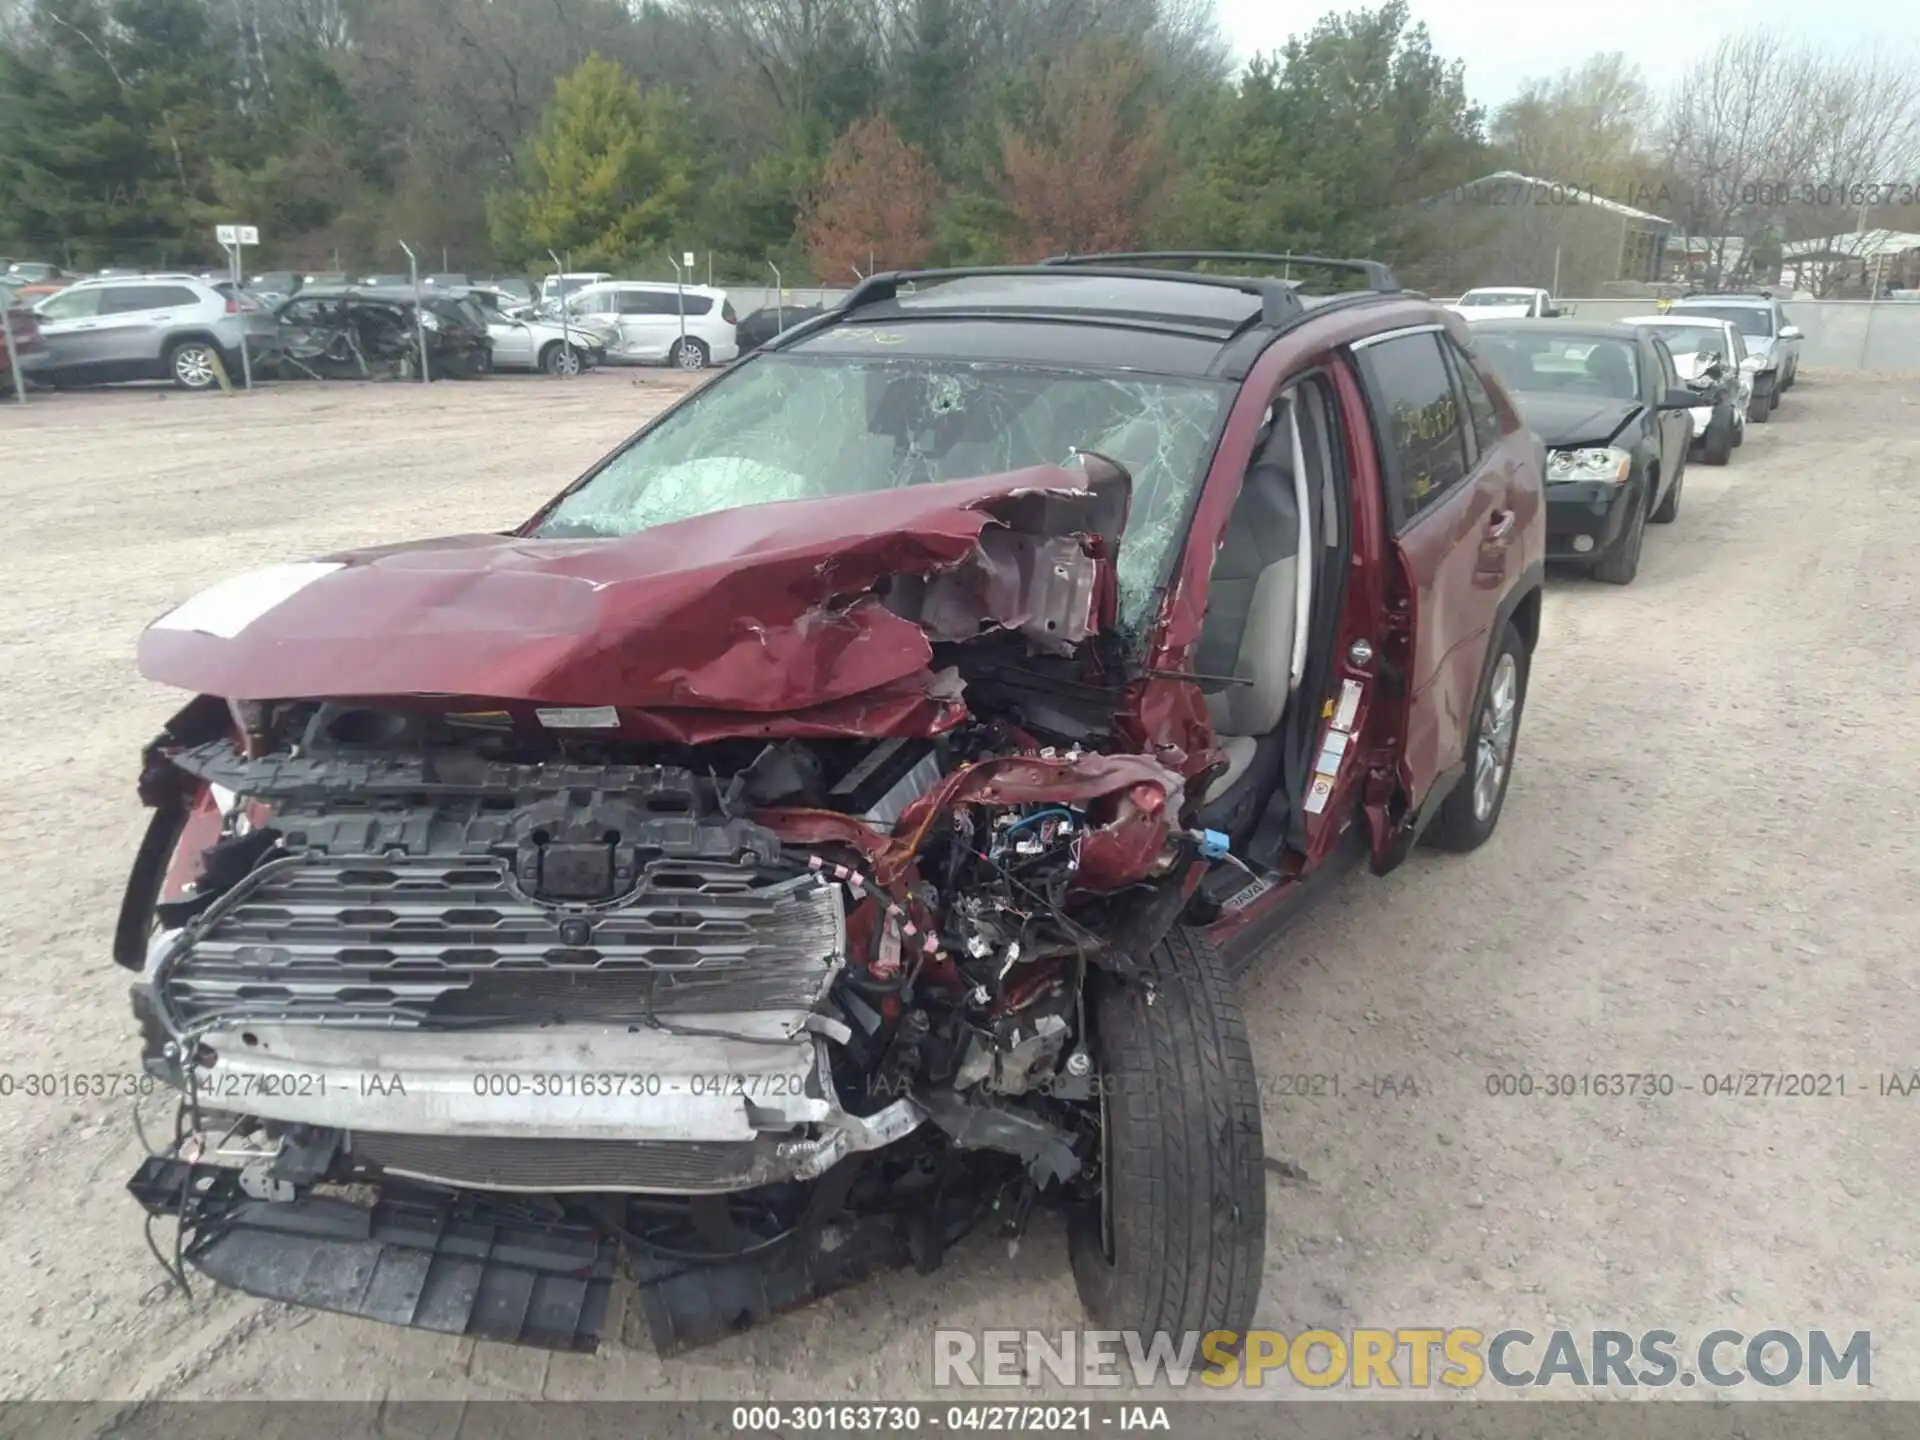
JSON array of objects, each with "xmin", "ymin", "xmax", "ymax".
[
  {"xmin": 1426, "ymin": 620, "xmax": 1530, "ymax": 853},
  {"xmin": 1748, "ymin": 384, "xmax": 1771, "ymax": 424},
  {"xmin": 1069, "ymin": 928, "xmax": 1265, "ymax": 1347},
  {"xmin": 541, "ymin": 341, "xmax": 582, "ymax": 377},
  {"xmin": 1651, "ymin": 453, "xmax": 1687, "ymax": 522},
  {"xmin": 668, "ymin": 337, "xmax": 710, "ymax": 370},
  {"xmin": 1692, "ymin": 409, "xmax": 1731, "ymax": 468},
  {"xmin": 1593, "ymin": 485, "xmax": 1647, "ymax": 585},
  {"xmin": 168, "ymin": 339, "xmax": 223, "ymax": 391},
  {"xmin": 1732, "ymin": 408, "xmax": 1745, "ymax": 447}
]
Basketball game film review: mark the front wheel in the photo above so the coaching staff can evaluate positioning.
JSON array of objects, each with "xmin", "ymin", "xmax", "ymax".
[
  {"xmin": 1592, "ymin": 486, "xmax": 1647, "ymax": 585},
  {"xmin": 1426, "ymin": 620, "xmax": 1530, "ymax": 852},
  {"xmin": 1749, "ymin": 384, "xmax": 1772, "ymax": 424},
  {"xmin": 541, "ymin": 341, "xmax": 582, "ymax": 377},
  {"xmin": 1069, "ymin": 928, "xmax": 1265, "ymax": 1348},
  {"xmin": 668, "ymin": 337, "xmax": 710, "ymax": 370}
]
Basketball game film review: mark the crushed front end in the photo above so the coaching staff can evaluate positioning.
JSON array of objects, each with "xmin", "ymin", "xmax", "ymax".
[{"xmin": 117, "ymin": 465, "xmax": 1225, "ymax": 1352}]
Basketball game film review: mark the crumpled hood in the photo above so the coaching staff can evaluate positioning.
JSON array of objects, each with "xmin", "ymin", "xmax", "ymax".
[
  {"xmin": 137, "ymin": 466, "xmax": 1122, "ymax": 740},
  {"xmin": 1511, "ymin": 394, "xmax": 1640, "ymax": 447}
]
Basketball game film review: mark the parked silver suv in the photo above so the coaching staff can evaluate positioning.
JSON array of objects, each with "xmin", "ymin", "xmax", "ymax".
[{"xmin": 31, "ymin": 275, "xmax": 283, "ymax": 391}]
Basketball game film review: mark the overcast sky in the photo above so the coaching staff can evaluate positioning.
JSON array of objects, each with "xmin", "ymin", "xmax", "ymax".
[{"xmin": 1210, "ymin": 0, "xmax": 1915, "ymax": 110}]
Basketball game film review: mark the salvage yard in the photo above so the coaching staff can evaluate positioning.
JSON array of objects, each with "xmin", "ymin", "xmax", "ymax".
[{"xmin": 1, "ymin": 369, "xmax": 1916, "ymax": 1406}]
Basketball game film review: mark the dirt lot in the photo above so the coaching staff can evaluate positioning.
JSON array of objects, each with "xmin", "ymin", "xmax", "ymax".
[{"xmin": 1, "ymin": 369, "xmax": 1915, "ymax": 1409}]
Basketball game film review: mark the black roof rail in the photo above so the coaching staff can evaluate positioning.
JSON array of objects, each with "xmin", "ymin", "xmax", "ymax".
[
  {"xmin": 1042, "ymin": 250, "xmax": 1402, "ymax": 294},
  {"xmin": 835, "ymin": 263, "xmax": 1304, "ymax": 327}
]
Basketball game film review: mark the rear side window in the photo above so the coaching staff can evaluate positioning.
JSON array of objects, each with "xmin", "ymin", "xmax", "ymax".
[
  {"xmin": 1355, "ymin": 330, "xmax": 1471, "ymax": 526},
  {"xmin": 1443, "ymin": 337, "xmax": 1503, "ymax": 463},
  {"xmin": 100, "ymin": 285, "xmax": 198, "ymax": 313}
]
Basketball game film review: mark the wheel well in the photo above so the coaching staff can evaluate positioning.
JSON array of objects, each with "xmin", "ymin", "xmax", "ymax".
[
  {"xmin": 167, "ymin": 331, "xmax": 223, "ymax": 355},
  {"xmin": 1508, "ymin": 585, "xmax": 1542, "ymax": 655},
  {"xmin": 673, "ymin": 335, "xmax": 708, "ymax": 353}
]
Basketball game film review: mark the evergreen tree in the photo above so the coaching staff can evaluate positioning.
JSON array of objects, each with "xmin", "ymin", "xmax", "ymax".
[{"xmin": 487, "ymin": 54, "xmax": 695, "ymax": 271}]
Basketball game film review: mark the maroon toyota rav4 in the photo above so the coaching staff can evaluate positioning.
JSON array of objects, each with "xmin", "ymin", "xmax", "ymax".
[{"xmin": 117, "ymin": 253, "xmax": 1544, "ymax": 1355}]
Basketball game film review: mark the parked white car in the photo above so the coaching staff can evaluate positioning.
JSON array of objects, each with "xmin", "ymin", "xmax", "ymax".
[
  {"xmin": 1624, "ymin": 313, "xmax": 1753, "ymax": 456},
  {"xmin": 563, "ymin": 281, "xmax": 740, "ymax": 369},
  {"xmin": 1450, "ymin": 286, "xmax": 1560, "ymax": 320},
  {"xmin": 465, "ymin": 287, "xmax": 611, "ymax": 375}
]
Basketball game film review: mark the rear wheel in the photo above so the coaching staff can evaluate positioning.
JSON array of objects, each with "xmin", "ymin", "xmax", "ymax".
[
  {"xmin": 1427, "ymin": 621, "xmax": 1529, "ymax": 852},
  {"xmin": 668, "ymin": 337, "xmax": 710, "ymax": 370},
  {"xmin": 1652, "ymin": 455, "xmax": 1687, "ymax": 521},
  {"xmin": 1069, "ymin": 927, "xmax": 1265, "ymax": 1348}
]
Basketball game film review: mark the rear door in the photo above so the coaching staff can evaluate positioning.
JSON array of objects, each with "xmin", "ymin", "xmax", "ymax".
[
  {"xmin": 1351, "ymin": 325, "xmax": 1512, "ymax": 832},
  {"xmin": 615, "ymin": 287, "xmax": 676, "ymax": 359},
  {"xmin": 95, "ymin": 283, "xmax": 201, "ymax": 372}
]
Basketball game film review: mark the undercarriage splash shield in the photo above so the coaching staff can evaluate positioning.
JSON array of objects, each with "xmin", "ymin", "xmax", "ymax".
[{"xmin": 128, "ymin": 1157, "xmax": 617, "ymax": 1351}]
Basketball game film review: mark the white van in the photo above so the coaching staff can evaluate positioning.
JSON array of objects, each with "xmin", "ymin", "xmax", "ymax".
[
  {"xmin": 539, "ymin": 271, "xmax": 613, "ymax": 305},
  {"xmin": 563, "ymin": 281, "xmax": 739, "ymax": 368}
]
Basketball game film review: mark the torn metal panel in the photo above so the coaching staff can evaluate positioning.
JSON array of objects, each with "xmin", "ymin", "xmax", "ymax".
[{"xmin": 136, "ymin": 467, "xmax": 1118, "ymax": 740}]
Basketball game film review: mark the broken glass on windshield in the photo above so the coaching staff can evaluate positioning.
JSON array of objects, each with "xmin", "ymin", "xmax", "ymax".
[{"xmin": 536, "ymin": 356, "xmax": 1233, "ymax": 629}]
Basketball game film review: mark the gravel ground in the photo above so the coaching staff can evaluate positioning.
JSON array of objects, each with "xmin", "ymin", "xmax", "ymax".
[{"xmin": 0, "ymin": 368, "xmax": 1914, "ymax": 1409}]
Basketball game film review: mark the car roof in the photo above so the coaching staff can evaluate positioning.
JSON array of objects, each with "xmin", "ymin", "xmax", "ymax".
[
  {"xmin": 1466, "ymin": 319, "xmax": 1646, "ymax": 340},
  {"xmin": 761, "ymin": 253, "xmax": 1414, "ymax": 380},
  {"xmin": 574, "ymin": 279, "xmax": 727, "ymax": 294},
  {"xmin": 1623, "ymin": 314, "xmax": 1734, "ymax": 326},
  {"xmin": 1461, "ymin": 286, "xmax": 1540, "ymax": 295},
  {"xmin": 1673, "ymin": 294, "xmax": 1772, "ymax": 307}
]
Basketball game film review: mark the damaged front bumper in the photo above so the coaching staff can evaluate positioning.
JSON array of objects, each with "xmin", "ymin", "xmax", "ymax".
[{"xmin": 135, "ymin": 1005, "xmax": 926, "ymax": 1193}]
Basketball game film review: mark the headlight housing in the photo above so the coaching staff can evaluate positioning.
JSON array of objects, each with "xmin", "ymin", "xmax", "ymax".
[{"xmin": 1546, "ymin": 446, "xmax": 1632, "ymax": 484}]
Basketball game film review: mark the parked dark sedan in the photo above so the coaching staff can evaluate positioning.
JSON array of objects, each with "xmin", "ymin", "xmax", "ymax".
[
  {"xmin": 272, "ymin": 285, "xmax": 491, "ymax": 380},
  {"xmin": 734, "ymin": 302, "xmax": 827, "ymax": 356},
  {"xmin": 1469, "ymin": 320, "xmax": 1697, "ymax": 585}
]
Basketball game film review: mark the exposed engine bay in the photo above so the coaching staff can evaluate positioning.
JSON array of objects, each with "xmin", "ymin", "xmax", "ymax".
[{"xmin": 118, "ymin": 461, "xmax": 1259, "ymax": 1353}]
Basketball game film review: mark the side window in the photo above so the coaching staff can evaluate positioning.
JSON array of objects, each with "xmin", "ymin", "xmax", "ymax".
[
  {"xmin": 1355, "ymin": 331, "xmax": 1471, "ymax": 527},
  {"xmin": 1652, "ymin": 338, "xmax": 1679, "ymax": 391},
  {"xmin": 574, "ymin": 291, "xmax": 617, "ymax": 315},
  {"xmin": 676, "ymin": 295, "xmax": 715, "ymax": 317},
  {"xmin": 35, "ymin": 289, "xmax": 102, "ymax": 321},
  {"xmin": 1442, "ymin": 336, "xmax": 1503, "ymax": 465}
]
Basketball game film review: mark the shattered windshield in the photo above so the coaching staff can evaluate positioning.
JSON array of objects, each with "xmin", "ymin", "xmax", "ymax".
[{"xmin": 534, "ymin": 355, "xmax": 1233, "ymax": 630}]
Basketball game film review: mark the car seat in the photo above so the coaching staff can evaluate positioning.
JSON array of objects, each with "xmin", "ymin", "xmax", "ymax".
[
  {"xmin": 1195, "ymin": 429, "xmax": 1301, "ymax": 805},
  {"xmin": 1584, "ymin": 344, "xmax": 1635, "ymax": 397}
]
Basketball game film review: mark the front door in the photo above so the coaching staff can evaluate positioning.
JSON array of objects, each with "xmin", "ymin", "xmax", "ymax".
[
  {"xmin": 1351, "ymin": 325, "xmax": 1513, "ymax": 835},
  {"xmin": 32, "ymin": 286, "xmax": 107, "ymax": 375},
  {"xmin": 1649, "ymin": 336, "xmax": 1691, "ymax": 478}
]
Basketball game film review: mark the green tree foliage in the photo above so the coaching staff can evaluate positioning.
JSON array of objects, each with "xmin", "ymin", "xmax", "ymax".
[
  {"xmin": 487, "ymin": 54, "xmax": 695, "ymax": 271},
  {"xmin": 1171, "ymin": 1, "xmax": 1488, "ymax": 264}
]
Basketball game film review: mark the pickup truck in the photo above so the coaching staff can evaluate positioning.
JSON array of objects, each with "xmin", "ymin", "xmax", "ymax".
[{"xmin": 1451, "ymin": 286, "xmax": 1560, "ymax": 320}]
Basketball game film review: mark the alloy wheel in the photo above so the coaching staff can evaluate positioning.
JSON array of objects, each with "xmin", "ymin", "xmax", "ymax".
[
  {"xmin": 173, "ymin": 345, "xmax": 217, "ymax": 389},
  {"xmin": 673, "ymin": 341, "xmax": 707, "ymax": 370},
  {"xmin": 1472, "ymin": 653, "xmax": 1519, "ymax": 822}
]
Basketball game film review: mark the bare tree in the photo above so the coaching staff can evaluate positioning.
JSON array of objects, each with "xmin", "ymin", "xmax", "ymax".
[
  {"xmin": 1660, "ymin": 34, "xmax": 1825, "ymax": 282},
  {"xmin": 1492, "ymin": 51, "xmax": 1666, "ymax": 211},
  {"xmin": 1790, "ymin": 43, "xmax": 1920, "ymax": 292}
]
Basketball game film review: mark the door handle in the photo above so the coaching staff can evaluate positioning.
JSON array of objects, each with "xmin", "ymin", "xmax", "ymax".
[{"xmin": 1486, "ymin": 509, "xmax": 1516, "ymax": 541}]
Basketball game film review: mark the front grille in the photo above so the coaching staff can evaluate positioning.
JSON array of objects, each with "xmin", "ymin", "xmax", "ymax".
[
  {"xmin": 163, "ymin": 855, "xmax": 841, "ymax": 1030},
  {"xmin": 348, "ymin": 1131, "xmax": 793, "ymax": 1193}
]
